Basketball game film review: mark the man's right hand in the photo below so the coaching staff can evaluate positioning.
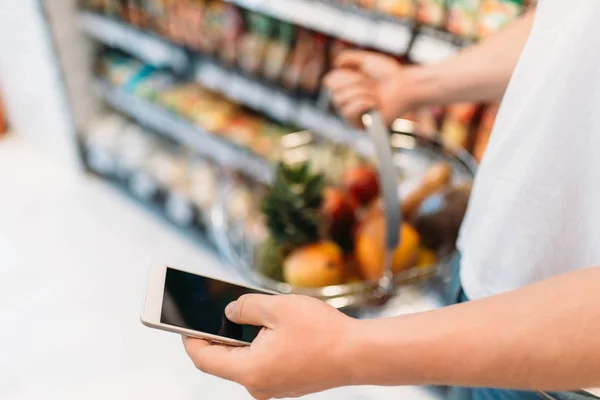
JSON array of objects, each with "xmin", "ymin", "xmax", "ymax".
[{"xmin": 324, "ymin": 50, "xmax": 421, "ymax": 127}]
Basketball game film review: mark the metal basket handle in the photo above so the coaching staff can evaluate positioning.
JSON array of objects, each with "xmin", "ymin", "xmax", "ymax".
[{"xmin": 362, "ymin": 111, "xmax": 402, "ymax": 299}]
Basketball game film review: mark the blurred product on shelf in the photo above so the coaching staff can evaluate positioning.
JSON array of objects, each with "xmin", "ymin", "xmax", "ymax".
[
  {"xmin": 98, "ymin": 51, "xmax": 294, "ymax": 161},
  {"xmin": 472, "ymin": 102, "xmax": 499, "ymax": 162},
  {"xmin": 440, "ymin": 102, "xmax": 479, "ymax": 151},
  {"xmin": 81, "ymin": 112, "xmax": 224, "ymax": 230},
  {"xmin": 416, "ymin": 0, "xmax": 446, "ymax": 27},
  {"xmin": 476, "ymin": 0, "xmax": 524, "ymax": 38},
  {"xmin": 447, "ymin": 0, "xmax": 481, "ymax": 38}
]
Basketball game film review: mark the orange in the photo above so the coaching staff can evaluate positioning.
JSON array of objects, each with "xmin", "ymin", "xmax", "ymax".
[
  {"xmin": 283, "ymin": 241, "xmax": 345, "ymax": 288},
  {"xmin": 355, "ymin": 212, "xmax": 421, "ymax": 281}
]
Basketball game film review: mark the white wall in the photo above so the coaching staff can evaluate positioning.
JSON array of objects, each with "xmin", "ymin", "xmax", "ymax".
[{"xmin": 0, "ymin": 0, "xmax": 81, "ymax": 170}]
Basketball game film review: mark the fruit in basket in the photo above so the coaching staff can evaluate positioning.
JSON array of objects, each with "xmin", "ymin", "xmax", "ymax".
[
  {"xmin": 258, "ymin": 162, "xmax": 327, "ymax": 282},
  {"xmin": 355, "ymin": 212, "xmax": 421, "ymax": 280},
  {"xmin": 412, "ymin": 184, "xmax": 472, "ymax": 256},
  {"xmin": 402, "ymin": 162, "xmax": 453, "ymax": 219},
  {"xmin": 343, "ymin": 165, "xmax": 380, "ymax": 206},
  {"xmin": 283, "ymin": 241, "xmax": 345, "ymax": 288},
  {"xmin": 322, "ymin": 188, "xmax": 355, "ymax": 224},
  {"xmin": 261, "ymin": 162, "xmax": 326, "ymax": 249},
  {"xmin": 417, "ymin": 248, "xmax": 438, "ymax": 268},
  {"xmin": 256, "ymin": 236, "xmax": 285, "ymax": 282},
  {"xmin": 321, "ymin": 187, "xmax": 357, "ymax": 250}
]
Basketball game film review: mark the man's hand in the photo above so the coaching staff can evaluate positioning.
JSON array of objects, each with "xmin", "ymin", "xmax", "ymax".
[
  {"xmin": 183, "ymin": 294, "xmax": 357, "ymax": 400},
  {"xmin": 323, "ymin": 50, "xmax": 421, "ymax": 127}
]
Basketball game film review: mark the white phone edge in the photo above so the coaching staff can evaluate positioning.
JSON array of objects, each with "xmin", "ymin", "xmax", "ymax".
[{"xmin": 140, "ymin": 263, "xmax": 273, "ymax": 348}]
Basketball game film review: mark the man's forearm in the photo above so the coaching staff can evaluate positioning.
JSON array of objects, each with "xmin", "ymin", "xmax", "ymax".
[
  {"xmin": 405, "ymin": 10, "xmax": 535, "ymax": 108},
  {"xmin": 346, "ymin": 266, "xmax": 600, "ymax": 391}
]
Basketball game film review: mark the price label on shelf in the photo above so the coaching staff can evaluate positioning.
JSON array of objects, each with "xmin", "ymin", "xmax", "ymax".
[
  {"xmin": 268, "ymin": 91, "xmax": 294, "ymax": 122},
  {"xmin": 310, "ymin": 3, "xmax": 346, "ymax": 35},
  {"xmin": 166, "ymin": 192, "xmax": 195, "ymax": 227},
  {"xmin": 231, "ymin": 0, "xmax": 268, "ymax": 13},
  {"xmin": 125, "ymin": 29, "xmax": 163, "ymax": 66},
  {"xmin": 410, "ymin": 34, "xmax": 460, "ymax": 64},
  {"xmin": 267, "ymin": 0, "xmax": 306, "ymax": 24},
  {"xmin": 87, "ymin": 147, "xmax": 116, "ymax": 175},
  {"xmin": 253, "ymin": 84, "xmax": 273, "ymax": 112},
  {"xmin": 373, "ymin": 21, "xmax": 413, "ymax": 55},
  {"xmin": 134, "ymin": 98, "xmax": 169, "ymax": 129},
  {"xmin": 245, "ymin": 80, "xmax": 266, "ymax": 110},
  {"xmin": 297, "ymin": 102, "xmax": 323, "ymax": 132},
  {"xmin": 287, "ymin": 0, "xmax": 318, "ymax": 26},
  {"xmin": 338, "ymin": 13, "xmax": 374, "ymax": 45},
  {"xmin": 241, "ymin": 157, "xmax": 273, "ymax": 184},
  {"xmin": 130, "ymin": 171, "xmax": 158, "ymax": 201},
  {"xmin": 227, "ymin": 74, "xmax": 255, "ymax": 104},
  {"xmin": 196, "ymin": 62, "xmax": 229, "ymax": 92},
  {"xmin": 80, "ymin": 12, "xmax": 123, "ymax": 46}
]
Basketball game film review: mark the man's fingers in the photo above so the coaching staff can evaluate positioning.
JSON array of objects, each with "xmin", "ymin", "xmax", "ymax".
[
  {"xmin": 225, "ymin": 294, "xmax": 277, "ymax": 328},
  {"xmin": 183, "ymin": 337, "xmax": 247, "ymax": 382},
  {"xmin": 323, "ymin": 69, "xmax": 366, "ymax": 91},
  {"xmin": 331, "ymin": 85, "xmax": 374, "ymax": 110},
  {"xmin": 334, "ymin": 49, "xmax": 379, "ymax": 70},
  {"xmin": 340, "ymin": 98, "xmax": 377, "ymax": 128}
]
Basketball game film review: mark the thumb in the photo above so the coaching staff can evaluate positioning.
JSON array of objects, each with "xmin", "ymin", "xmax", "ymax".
[{"xmin": 225, "ymin": 294, "xmax": 277, "ymax": 328}]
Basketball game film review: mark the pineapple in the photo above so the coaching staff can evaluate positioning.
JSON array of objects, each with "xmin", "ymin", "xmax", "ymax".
[
  {"xmin": 257, "ymin": 162, "xmax": 326, "ymax": 281},
  {"xmin": 261, "ymin": 162, "xmax": 326, "ymax": 249},
  {"xmin": 256, "ymin": 236, "xmax": 285, "ymax": 282}
]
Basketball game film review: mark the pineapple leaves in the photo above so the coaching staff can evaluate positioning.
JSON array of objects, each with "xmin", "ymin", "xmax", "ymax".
[{"xmin": 261, "ymin": 161, "xmax": 326, "ymax": 249}]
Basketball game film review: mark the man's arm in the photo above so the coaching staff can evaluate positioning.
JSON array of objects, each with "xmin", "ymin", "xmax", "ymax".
[
  {"xmin": 184, "ymin": 267, "xmax": 600, "ymax": 399},
  {"xmin": 348, "ymin": 266, "xmax": 600, "ymax": 391},
  {"xmin": 410, "ymin": 9, "xmax": 536, "ymax": 106},
  {"xmin": 325, "ymin": 10, "xmax": 535, "ymax": 125}
]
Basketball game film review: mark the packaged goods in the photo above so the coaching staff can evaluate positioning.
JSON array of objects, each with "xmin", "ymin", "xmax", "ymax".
[
  {"xmin": 376, "ymin": 0, "xmax": 417, "ymax": 19},
  {"xmin": 472, "ymin": 102, "xmax": 499, "ymax": 161},
  {"xmin": 238, "ymin": 12, "xmax": 273, "ymax": 76},
  {"xmin": 477, "ymin": 0, "xmax": 524, "ymax": 38},
  {"xmin": 416, "ymin": 0, "xmax": 446, "ymax": 27},
  {"xmin": 441, "ymin": 103, "xmax": 479, "ymax": 150},
  {"xmin": 263, "ymin": 22, "xmax": 295, "ymax": 83},
  {"xmin": 447, "ymin": 0, "xmax": 481, "ymax": 38}
]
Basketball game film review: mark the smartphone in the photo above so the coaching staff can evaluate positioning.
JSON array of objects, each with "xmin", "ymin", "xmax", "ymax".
[{"xmin": 141, "ymin": 264, "xmax": 273, "ymax": 347}]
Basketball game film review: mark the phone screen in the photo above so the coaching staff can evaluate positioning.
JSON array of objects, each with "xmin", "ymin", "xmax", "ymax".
[{"xmin": 160, "ymin": 268, "xmax": 265, "ymax": 343}]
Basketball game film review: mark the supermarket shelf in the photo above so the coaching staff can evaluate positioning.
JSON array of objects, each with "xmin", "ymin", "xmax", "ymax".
[
  {"xmin": 223, "ymin": 0, "xmax": 414, "ymax": 55},
  {"xmin": 195, "ymin": 59, "xmax": 375, "ymax": 158},
  {"xmin": 79, "ymin": 8, "xmax": 467, "ymax": 71},
  {"xmin": 80, "ymin": 10, "xmax": 469, "ymax": 158},
  {"xmin": 79, "ymin": 11, "xmax": 375, "ymax": 157},
  {"xmin": 82, "ymin": 156, "xmax": 215, "ymax": 249},
  {"xmin": 79, "ymin": 11, "xmax": 190, "ymax": 73},
  {"xmin": 409, "ymin": 27, "xmax": 467, "ymax": 65},
  {"xmin": 95, "ymin": 80, "xmax": 274, "ymax": 184}
]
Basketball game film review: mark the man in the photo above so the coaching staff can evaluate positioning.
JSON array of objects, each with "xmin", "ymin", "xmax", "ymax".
[{"xmin": 183, "ymin": 2, "xmax": 600, "ymax": 399}]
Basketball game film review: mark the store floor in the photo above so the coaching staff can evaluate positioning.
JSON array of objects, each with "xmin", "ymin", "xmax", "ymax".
[{"xmin": 0, "ymin": 135, "xmax": 442, "ymax": 400}]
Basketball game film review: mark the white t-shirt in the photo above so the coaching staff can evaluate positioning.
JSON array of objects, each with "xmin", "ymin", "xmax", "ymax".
[{"xmin": 458, "ymin": 0, "xmax": 600, "ymax": 301}]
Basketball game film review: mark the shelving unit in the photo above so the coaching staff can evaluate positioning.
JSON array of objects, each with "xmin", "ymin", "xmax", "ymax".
[
  {"xmin": 95, "ymin": 80, "xmax": 274, "ymax": 183},
  {"xmin": 79, "ymin": 11, "xmax": 377, "ymax": 158}
]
